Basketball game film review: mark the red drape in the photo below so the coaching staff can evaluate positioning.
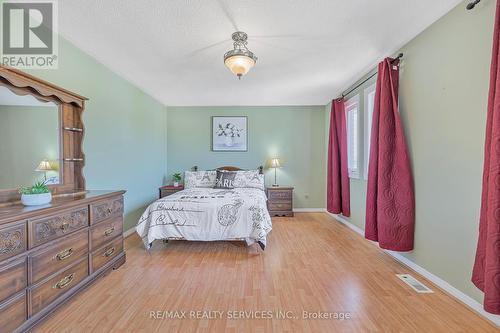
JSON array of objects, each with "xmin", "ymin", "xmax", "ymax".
[
  {"xmin": 365, "ymin": 58, "xmax": 415, "ymax": 251},
  {"xmin": 472, "ymin": 0, "xmax": 500, "ymax": 315},
  {"xmin": 327, "ymin": 99, "xmax": 350, "ymax": 216}
]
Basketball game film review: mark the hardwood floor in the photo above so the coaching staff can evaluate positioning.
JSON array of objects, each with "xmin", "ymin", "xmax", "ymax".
[{"xmin": 33, "ymin": 213, "xmax": 497, "ymax": 333}]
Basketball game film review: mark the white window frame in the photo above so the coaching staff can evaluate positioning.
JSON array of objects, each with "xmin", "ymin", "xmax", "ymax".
[
  {"xmin": 345, "ymin": 95, "xmax": 360, "ymax": 179},
  {"xmin": 363, "ymin": 83, "xmax": 376, "ymax": 180}
]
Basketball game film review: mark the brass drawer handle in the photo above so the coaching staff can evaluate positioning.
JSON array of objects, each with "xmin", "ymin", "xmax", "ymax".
[
  {"xmin": 55, "ymin": 248, "xmax": 73, "ymax": 261},
  {"xmin": 60, "ymin": 222, "xmax": 70, "ymax": 232},
  {"xmin": 103, "ymin": 247, "xmax": 115, "ymax": 257},
  {"xmin": 53, "ymin": 273, "xmax": 75, "ymax": 289},
  {"xmin": 104, "ymin": 227, "xmax": 115, "ymax": 236}
]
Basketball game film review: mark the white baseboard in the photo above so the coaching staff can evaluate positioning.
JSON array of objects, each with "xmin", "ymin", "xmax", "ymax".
[
  {"xmin": 293, "ymin": 208, "xmax": 326, "ymax": 212},
  {"xmin": 123, "ymin": 227, "xmax": 136, "ymax": 238},
  {"xmin": 327, "ymin": 212, "xmax": 500, "ymax": 327}
]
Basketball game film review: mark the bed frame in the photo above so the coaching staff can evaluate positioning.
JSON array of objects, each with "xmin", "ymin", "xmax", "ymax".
[
  {"xmin": 192, "ymin": 165, "xmax": 264, "ymax": 174},
  {"xmin": 160, "ymin": 165, "xmax": 266, "ymax": 250}
]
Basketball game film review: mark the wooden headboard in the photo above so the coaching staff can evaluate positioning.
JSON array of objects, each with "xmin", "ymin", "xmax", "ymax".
[{"xmin": 192, "ymin": 165, "xmax": 264, "ymax": 174}]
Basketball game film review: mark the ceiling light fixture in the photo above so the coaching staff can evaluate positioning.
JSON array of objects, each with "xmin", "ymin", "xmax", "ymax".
[{"xmin": 224, "ymin": 31, "xmax": 257, "ymax": 79}]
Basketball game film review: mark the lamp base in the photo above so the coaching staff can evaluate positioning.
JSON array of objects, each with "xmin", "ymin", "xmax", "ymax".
[{"xmin": 272, "ymin": 184, "xmax": 279, "ymax": 187}]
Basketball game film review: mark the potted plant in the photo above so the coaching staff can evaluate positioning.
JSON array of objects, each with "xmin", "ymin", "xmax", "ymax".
[
  {"xmin": 172, "ymin": 173, "xmax": 182, "ymax": 187},
  {"xmin": 19, "ymin": 181, "xmax": 52, "ymax": 206}
]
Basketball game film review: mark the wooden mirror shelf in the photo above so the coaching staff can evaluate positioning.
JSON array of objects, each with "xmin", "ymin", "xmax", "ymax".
[{"xmin": 0, "ymin": 65, "xmax": 88, "ymax": 204}]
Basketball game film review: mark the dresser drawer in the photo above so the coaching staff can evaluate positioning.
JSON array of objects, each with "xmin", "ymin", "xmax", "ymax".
[
  {"xmin": 91, "ymin": 215, "xmax": 123, "ymax": 250},
  {"xmin": 0, "ymin": 221, "xmax": 27, "ymax": 262},
  {"xmin": 0, "ymin": 257, "xmax": 27, "ymax": 303},
  {"xmin": 159, "ymin": 187, "xmax": 184, "ymax": 199},
  {"xmin": 29, "ymin": 207, "xmax": 88, "ymax": 248},
  {"xmin": 0, "ymin": 291, "xmax": 26, "ymax": 333},
  {"xmin": 268, "ymin": 190, "xmax": 292, "ymax": 200},
  {"xmin": 90, "ymin": 196, "xmax": 124, "ymax": 225},
  {"xmin": 30, "ymin": 229, "xmax": 89, "ymax": 284},
  {"xmin": 30, "ymin": 258, "xmax": 88, "ymax": 316},
  {"xmin": 268, "ymin": 202, "xmax": 292, "ymax": 211},
  {"xmin": 92, "ymin": 237, "xmax": 123, "ymax": 272}
]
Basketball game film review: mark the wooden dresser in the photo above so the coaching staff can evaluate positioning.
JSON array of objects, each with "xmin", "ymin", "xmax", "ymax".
[
  {"xmin": 266, "ymin": 186, "xmax": 294, "ymax": 217},
  {"xmin": 0, "ymin": 191, "xmax": 126, "ymax": 332},
  {"xmin": 0, "ymin": 66, "xmax": 126, "ymax": 332}
]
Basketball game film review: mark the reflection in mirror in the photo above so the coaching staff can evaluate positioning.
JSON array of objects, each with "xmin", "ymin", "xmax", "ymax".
[{"xmin": 0, "ymin": 85, "xmax": 60, "ymax": 190}]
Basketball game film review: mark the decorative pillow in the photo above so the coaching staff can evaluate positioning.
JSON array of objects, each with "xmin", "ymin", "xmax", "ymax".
[
  {"xmin": 232, "ymin": 170, "xmax": 265, "ymax": 191},
  {"xmin": 184, "ymin": 170, "xmax": 216, "ymax": 189},
  {"xmin": 214, "ymin": 170, "xmax": 237, "ymax": 189}
]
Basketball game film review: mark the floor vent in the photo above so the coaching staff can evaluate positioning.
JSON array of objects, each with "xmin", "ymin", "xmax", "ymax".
[{"xmin": 396, "ymin": 274, "xmax": 434, "ymax": 293}]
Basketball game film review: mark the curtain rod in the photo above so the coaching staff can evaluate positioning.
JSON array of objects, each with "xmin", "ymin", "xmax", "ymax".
[
  {"xmin": 341, "ymin": 53, "xmax": 403, "ymax": 99},
  {"xmin": 466, "ymin": 0, "xmax": 481, "ymax": 10}
]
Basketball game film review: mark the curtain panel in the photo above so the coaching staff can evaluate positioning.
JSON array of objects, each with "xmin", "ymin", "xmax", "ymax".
[
  {"xmin": 327, "ymin": 99, "xmax": 350, "ymax": 216},
  {"xmin": 365, "ymin": 58, "xmax": 415, "ymax": 251},
  {"xmin": 472, "ymin": 0, "xmax": 500, "ymax": 315}
]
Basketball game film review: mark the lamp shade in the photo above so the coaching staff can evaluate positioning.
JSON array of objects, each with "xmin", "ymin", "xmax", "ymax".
[
  {"xmin": 269, "ymin": 158, "xmax": 282, "ymax": 168},
  {"xmin": 224, "ymin": 55, "xmax": 256, "ymax": 77},
  {"xmin": 35, "ymin": 160, "xmax": 54, "ymax": 172}
]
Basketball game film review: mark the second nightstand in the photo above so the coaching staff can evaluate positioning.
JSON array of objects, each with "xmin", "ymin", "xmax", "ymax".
[
  {"xmin": 159, "ymin": 185, "xmax": 184, "ymax": 199},
  {"xmin": 266, "ymin": 186, "xmax": 294, "ymax": 217}
]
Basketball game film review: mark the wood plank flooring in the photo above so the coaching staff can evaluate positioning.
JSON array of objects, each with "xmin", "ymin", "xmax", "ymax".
[{"xmin": 33, "ymin": 213, "xmax": 497, "ymax": 332}]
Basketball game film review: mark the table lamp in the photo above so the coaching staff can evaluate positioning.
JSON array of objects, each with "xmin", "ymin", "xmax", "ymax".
[
  {"xmin": 269, "ymin": 158, "xmax": 282, "ymax": 187},
  {"xmin": 35, "ymin": 160, "xmax": 55, "ymax": 181}
]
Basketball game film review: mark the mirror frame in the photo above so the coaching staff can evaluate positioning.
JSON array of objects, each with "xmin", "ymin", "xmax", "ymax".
[{"xmin": 0, "ymin": 65, "xmax": 88, "ymax": 204}]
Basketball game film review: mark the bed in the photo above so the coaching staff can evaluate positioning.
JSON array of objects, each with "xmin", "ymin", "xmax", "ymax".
[{"xmin": 136, "ymin": 166, "xmax": 272, "ymax": 250}]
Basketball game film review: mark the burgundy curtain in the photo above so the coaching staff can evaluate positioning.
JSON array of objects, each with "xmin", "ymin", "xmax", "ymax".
[
  {"xmin": 365, "ymin": 58, "xmax": 415, "ymax": 251},
  {"xmin": 472, "ymin": 0, "xmax": 500, "ymax": 315},
  {"xmin": 327, "ymin": 99, "xmax": 350, "ymax": 216}
]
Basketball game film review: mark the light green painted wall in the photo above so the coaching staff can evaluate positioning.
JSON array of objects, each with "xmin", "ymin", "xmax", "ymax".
[
  {"xmin": 26, "ymin": 37, "xmax": 167, "ymax": 230},
  {"xmin": 336, "ymin": 0, "xmax": 494, "ymax": 303},
  {"xmin": 167, "ymin": 106, "xmax": 326, "ymax": 208},
  {"xmin": 0, "ymin": 105, "xmax": 59, "ymax": 188}
]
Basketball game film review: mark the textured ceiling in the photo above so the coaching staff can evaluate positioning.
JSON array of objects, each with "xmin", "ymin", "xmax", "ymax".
[{"xmin": 58, "ymin": 0, "xmax": 462, "ymax": 106}]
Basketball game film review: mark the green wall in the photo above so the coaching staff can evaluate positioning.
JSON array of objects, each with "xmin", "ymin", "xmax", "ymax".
[
  {"xmin": 27, "ymin": 37, "xmax": 167, "ymax": 231},
  {"xmin": 0, "ymin": 105, "xmax": 59, "ymax": 188},
  {"xmin": 335, "ymin": 0, "xmax": 495, "ymax": 303},
  {"xmin": 166, "ymin": 106, "xmax": 326, "ymax": 208}
]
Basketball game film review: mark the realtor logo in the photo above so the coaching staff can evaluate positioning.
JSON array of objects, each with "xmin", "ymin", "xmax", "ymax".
[{"xmin": 1, "ymin": 0, "xmax": 58, "ymax": 69}]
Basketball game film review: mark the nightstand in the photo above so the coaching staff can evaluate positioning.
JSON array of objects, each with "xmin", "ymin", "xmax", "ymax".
[
  {"xmin": 266, "ymin": 186, "xmax": 294, "ymax": 217},
  {"xmin": 159, "ymin": 185, "xmax": 184, "ymax": 199}
]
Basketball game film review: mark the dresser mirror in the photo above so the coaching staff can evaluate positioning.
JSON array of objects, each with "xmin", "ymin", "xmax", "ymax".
[
  {"xmin": 0, "ymin": 85, "xmax": 61, "ymax": 189},
  {"xmin": 0, "ymin": 65, "xmax": 87, "ymax": 204}
]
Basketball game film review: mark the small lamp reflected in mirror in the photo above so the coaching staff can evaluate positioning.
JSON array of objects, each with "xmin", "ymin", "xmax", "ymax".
[
  {"xmin": 35, "ymin": 160, "xmax": 55, "ymax": 181},
  {"xmin": 268, "ymin": 158, "xmax": 282, "ymax": 187}
]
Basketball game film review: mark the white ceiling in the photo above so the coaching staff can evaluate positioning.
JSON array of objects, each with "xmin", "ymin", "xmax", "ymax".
[{"xmin": 58, "ymin": 0, "xmax": 462, "ymax": 106}]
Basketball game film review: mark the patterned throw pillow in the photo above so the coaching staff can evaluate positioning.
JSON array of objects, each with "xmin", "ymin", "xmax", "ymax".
[
  {"xmin": 184, "ymin": 170, "xmax": 217, "ymax": 189},
  {"xmin": 232, "ymin": 170, "xmax": 265, "ymax": 191},
  {"xmin": 213, "ymin": 170, "xmax": 237, "ymax": 189}
]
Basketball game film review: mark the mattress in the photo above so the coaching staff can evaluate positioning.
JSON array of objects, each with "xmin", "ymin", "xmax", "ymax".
[{"xmin": 136, "ymin": 187, "xmax": 272, "ymax": 249}]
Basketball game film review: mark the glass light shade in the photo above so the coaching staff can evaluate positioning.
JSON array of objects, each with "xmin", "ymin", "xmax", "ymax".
[
  {"xmin": 269, "ymin": 158, "xmax": 282, "ymax": 168},
  {"xmin": 224, "ymin": 55, "xmax": 256, "ymax": 77}
]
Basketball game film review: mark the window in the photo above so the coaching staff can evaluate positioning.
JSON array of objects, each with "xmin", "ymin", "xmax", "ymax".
[
  {"xmin": 345, "ymin": 95, "xmax": 360, "ymax": 179},
  {"xmin": 363, "ymin": 84, "xmax": 376, "ymax": 179}
]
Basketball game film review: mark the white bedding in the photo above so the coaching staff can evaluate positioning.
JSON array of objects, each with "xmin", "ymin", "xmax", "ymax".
[{"xmin": 136, "ymin": 187, "xmax": 272, "ymax": 249}]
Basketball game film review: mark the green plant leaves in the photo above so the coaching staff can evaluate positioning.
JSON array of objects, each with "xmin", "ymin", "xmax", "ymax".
[{"xmin": 18, "ymin": 181, "xmax": 50, "ymax": 195}]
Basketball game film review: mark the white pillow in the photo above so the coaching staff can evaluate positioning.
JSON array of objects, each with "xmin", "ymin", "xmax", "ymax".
[
  {"xmin": 184, "ymin": 170, "xmax": 217, "ymax": 189},
  {"xmin": 232, "ymin": 170, "xmax": 265, "ymax": 191}
]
